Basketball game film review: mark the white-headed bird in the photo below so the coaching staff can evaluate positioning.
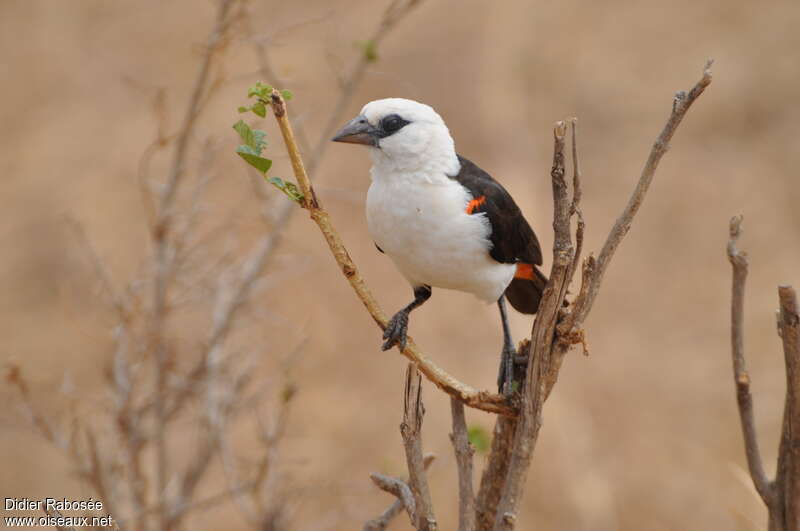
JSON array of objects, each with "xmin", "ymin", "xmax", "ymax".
[{"xmin": 332, "ymin": 98, "xmax": 547, "ymax": 395}]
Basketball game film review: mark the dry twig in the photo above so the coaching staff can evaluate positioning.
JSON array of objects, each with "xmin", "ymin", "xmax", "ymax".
[
  {"xmin": 560, "ymin": 60, "xmax": 715, "ymax": 337},
  {"xmin": 727, "ymin": 215, "xmax": 773, "ymax": 505},
  {"xmin": 450, "ymin": 397, "xmax": 476, "ymax": 531},
  {"xmin": 727, "ymin": 215, "xmax": 800, "ymax": 531},
  {"xmin": 369, "ymin": 473, "xmax": 418, "ymax": 528},
  {"xmin": 776, "ymin": 285, "xmax": 800, "ymax": 530},
  {"xmin": 401, "ymin": 364, "xmax": 437, "ymax": 530},
  {"xmin": 11, "ymin": 2, "xmax": 298, "ymax": 529},
  {"xmin": 485, "ymin": 62, "xmax": 714, "ymax": 530},
  {"xmin": 148, "ymin": 2, "xmax": 238, "ymax": 523},
  {"xmin": 365, "ymin": 454, "xmax": 436, "ymax": 531},
  {"xmin": 489, "ymin": 121, "xmax": 574, "ymax": 530},
  {"xmin": 475, "ymin": 416, "xmax": 516, "ymax": 530}
]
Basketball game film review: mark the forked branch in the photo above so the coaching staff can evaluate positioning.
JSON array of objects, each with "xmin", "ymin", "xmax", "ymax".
[
  {"xmin": 365, "ymin": 454, "xmax": 436, "ymax": 531},
  {"xmin": 485, "ymin": 62, "xmax": 714, "ymax": 530},
  {"xmin": 560, "ymin": 59, "xmax": 714, "ymax": 337},
  {"xmin": 727, "ymin": 215, "xmax": 800, "ymax": 531},
  {"xmin": 450, "ymin": 398, "xmax": 476, "ymax": 531}
]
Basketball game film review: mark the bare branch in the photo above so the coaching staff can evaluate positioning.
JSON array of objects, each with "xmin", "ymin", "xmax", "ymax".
[
  {"xmin": 450, "ymin": 398, "xmax": 475, "ymax": 531},
  {"xmin": 67, "ymin": 219, "xmax": 130, "ymax": 324},
  {"xmin": 564, "ymin": 60, "xmax": 714, "ymax": 333},
  {"xmin": 565, "ymin": 118, "xmax": 585, "ymax": 293},
  {"xmin": 491, "ymin": 121, "xmax": 574, "ymax": 530},
  {"xmin": 267, "ymin": 89, "xmax": 512, "ymax": 416},
  {"xmin": 776, "ymin": 285, "xmax": 800, "ymax": 528},
  {"xmin": 83, "ymin": 428, "xmax": 123, "ymax": 526},
  {"xmin": 365, "ymin": 454, "xmax": 435, "ymax": 531},
  {"xmin": 489, "ymin": 62, "xmax": 714, "ymax": 529},
  {"xmin": 148, "ymin": 3, "xmax": 239, "ymax": 523},
  {"xmin": 401, "ymin": 364, "xmax": 437, "ymax": 530},
  {"xmin": 726, "ymin": 215, "xmax": 774, "ymax": 505},
  {"xmin": 369, "ymin": 473, "xmax": 417, "ymax": 528},
  {"xmin": 475, "ymin": 416, "xmax": 516, "ymax": 531}
]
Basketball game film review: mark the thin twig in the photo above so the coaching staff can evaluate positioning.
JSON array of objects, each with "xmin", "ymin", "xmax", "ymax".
[
  {"xmin": 562, "ymin": 59, "xmax": 714, "ymax": 335},
  {"xmin": 776, "ymin": 285, "xmax": 800, "ymax": 529},
  {"xmin": 365, "ymin": 454, "xmax": 435, "ymax": 531},
  {"xmin": 148, "ymin": 2, "xmax": 238, "ymax": 522},
  {"xmin": 450, "ymin": 398, "xmax": 475, "ymax": 531},
  {"xmin": 369, "ymin": 473, "xmax": 417, "ymax": 528},
  {"xmin": 475, "ymin": 416, "xmax": 517, "ymax": 531},
  {"xmin": 726, "ymin": 215, "xmax": 774, "ymax": 505},
  {"xmin": 565, "ymin": 118, "xmax": 585, "ymax": 301},
  {"xmin": 67, "ymin": 219, "xmax": 131, "ymax": 324},
  {"xmin": 83, "ymin": 428, "xmax": 123, "ymax": 527},
  {"xmin": 401, "ymin": 364, "xmax": 437, "ymax": 530}
]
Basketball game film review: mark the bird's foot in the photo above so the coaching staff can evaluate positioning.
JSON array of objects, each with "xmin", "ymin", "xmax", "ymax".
[
  {"xmin": 382, "ymin": 310, "xmax": 409, "ymax": 351},
  {"xmin": 497, "ymin": 345, "xmax": 517, "ymax": 398}
]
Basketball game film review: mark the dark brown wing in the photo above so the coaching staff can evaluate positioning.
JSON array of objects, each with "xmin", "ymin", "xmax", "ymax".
[{"xmin": 449, "ymin": 155, "xmax": 542, "ymax": 266}]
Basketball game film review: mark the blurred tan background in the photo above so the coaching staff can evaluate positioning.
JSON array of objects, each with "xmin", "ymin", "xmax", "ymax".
[{"xmin": 3, "ymin": 0, "xmax": 800, "ymax": 529}]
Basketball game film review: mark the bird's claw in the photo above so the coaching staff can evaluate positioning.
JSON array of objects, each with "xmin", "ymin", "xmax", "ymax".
[
  {"xmin": 498, "ymin": 345, "xmax": 517, "ymax": 397},
  {"xmin": 382, "ymin": 311, "xmax": 409, "ymax": 351}
]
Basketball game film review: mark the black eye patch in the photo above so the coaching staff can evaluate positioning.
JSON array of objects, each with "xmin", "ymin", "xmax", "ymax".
[{"xmin": 378, "ymin": 114, "xmax": 411, "ymax": 137}]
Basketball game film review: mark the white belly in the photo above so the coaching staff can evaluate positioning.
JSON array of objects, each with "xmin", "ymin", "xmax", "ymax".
[{"xmin": 366, "ymin": 177, "xmax": 515, "ymax": 302}]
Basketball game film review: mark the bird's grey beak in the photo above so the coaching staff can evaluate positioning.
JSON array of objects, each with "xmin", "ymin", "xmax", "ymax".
[{"xmin": 331, "ymin": 115, "xmax": 379, "ymax": 146}]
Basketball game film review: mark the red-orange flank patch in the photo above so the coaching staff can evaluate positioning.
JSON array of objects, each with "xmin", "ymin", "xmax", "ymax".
[
  {"xmin": 465, "ymin": 195, "xmax": 486, "ymax": 214},
  {"xmin": 515, "ymin": 263, "xmax": 535, "ymax": 280}
]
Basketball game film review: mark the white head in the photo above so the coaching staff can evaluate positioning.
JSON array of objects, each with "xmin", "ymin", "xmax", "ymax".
[{"xmin": 332, "ymin": 98, "xmax": 460, "ymax": 178}]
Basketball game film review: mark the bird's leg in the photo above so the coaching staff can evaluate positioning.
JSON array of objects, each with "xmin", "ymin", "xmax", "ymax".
[
  {"xmin": 382, "ymin": 285, "xmax": 432, "ymax": 351},
  {"xmin": 497, "ymin": 295, "xmax": 516, "ymax": 397}
]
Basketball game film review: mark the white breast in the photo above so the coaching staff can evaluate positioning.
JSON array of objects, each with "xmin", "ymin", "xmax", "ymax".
[{"xmin": 366, "ymin": 169, "xmax": 515, "ymax": 302}]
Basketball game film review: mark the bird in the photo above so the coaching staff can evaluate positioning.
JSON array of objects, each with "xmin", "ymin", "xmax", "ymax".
[{"xmin": 331, "ymin": 98, "xmax": 547, "ymax": 395}]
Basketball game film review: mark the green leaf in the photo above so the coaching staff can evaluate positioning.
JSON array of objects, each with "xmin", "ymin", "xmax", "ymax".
[
  {"xmin": 467, "ymin": 425, "xmax": 490, "ymax": 454},
  {"xmin": 238, "ymin": 106, "xmax": 250, "ymax": 113},
  {"xmin": 236, "ymin": 147, "xmax": 272, "ymax": 174},
  {"xmin": 247, "ymin": 81, "xmax": 273, "ymax": 99},
  {"xmin": 252, "ymin": 129, "xmax": 266, "ymax": 151},
  {"xmin": 267, "ymin": 176, "xmax": 304, "ymax": 203},
  {"xmin": 233, "ymin": 120, "xmax": 255, "ymax": 147},
  {"xmin": 232, "ymin": 120, "xmax": 267, "ymax": 154},
  {"xmin": 236, "ymin": 144, "xmax": 260, "ymax": 156},
  {"xmin": 252, "ymin": 101, "xmax": 267, "ymax": 118},
  {"xmin": 359, "ymin": 40, "xmax": 379, "ymax": 63},
  {"xmin": 280, "ymin": 89, "xmax": 293, "ymax": 101}
]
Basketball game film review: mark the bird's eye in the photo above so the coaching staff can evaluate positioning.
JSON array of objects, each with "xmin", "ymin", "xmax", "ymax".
[{"xmin": 381, "ymin": 114, "xmax": 407, "ymax": 134}]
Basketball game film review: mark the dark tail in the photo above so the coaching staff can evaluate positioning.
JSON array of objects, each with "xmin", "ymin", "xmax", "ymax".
[{"xmin": 504, "ymin": 265, "xmax": 548, "ymax": 314}]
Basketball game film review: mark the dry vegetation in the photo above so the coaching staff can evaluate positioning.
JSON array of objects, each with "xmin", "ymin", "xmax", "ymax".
[{"xmin": 3, "ymin": 0, "xmax": 800, "ymax": 530}]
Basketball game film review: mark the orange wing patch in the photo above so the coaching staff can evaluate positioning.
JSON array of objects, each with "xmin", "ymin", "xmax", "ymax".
[
  {"xmin": 465, "ymin": 195, "xmax": 486, "ymax": 215},
  {"xmin": 515, "ymin": 263, "xmax": 535, "ymax": 280}
]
